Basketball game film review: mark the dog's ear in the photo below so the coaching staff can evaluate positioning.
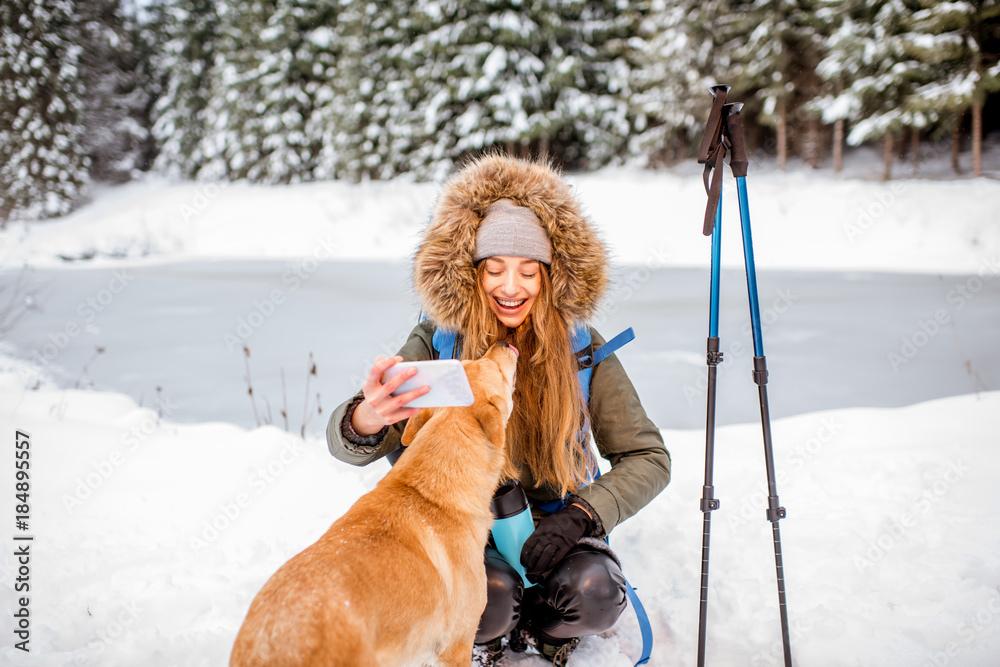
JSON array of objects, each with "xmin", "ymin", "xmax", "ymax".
[
  {"xmin": 479, "ymin": 398, "xmax": 507, "ymax": 448},
  {"xmin": 401, "ymin": 407, "xmax": 435, "ymax": 445}
]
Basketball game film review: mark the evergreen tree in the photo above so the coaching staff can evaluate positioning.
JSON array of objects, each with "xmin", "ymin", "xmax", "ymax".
[
  {"xmin": 554, "ymin": 0, "xmax": 645, "ymax": 169},
  {"xmin": 310, "ymin": 0, "xmax": 414, "ymax": 181},
  {"xmin": 725, "ymin": 0, "xmax": 827, "ymax": 169},
  {"xmin": 147, "ymin": 0, "xmax": 221, "ymax": 179},
  {"xmin": 810, "ymin": 0, "xmax": 866, "ymax": 172},
  {"xmin": 404, "ymin": 0, "xmax": 569, "ymax": 178},
  {"xmin": 0, "ymin": 0, "xmax": 90, "ymax": 223},
  {"xmin": 630, "ymin": 0, "xmax": 727, "ymax": 166},
  {"xmin": 201, "ymin": 0, "xmax": 334, "ymax": 183},
  {"xmin": 906, "ymin": 0, "xmax": 1000, "ymax": 176},
  {"xmin": 813, "ymin": 0, "xmax": 931, "ymax": 178},
  {"xmin": 77, "ymin": 0, "xmax": 151, "ymax": 183}
]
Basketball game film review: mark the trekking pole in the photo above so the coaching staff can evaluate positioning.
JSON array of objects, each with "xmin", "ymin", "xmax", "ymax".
[
  {"xmin": 695, "ymin": 84, "xmax": 729, "ymax": 667},
  {"xmin": 725, "ymin": 101, "xmax": 793, "ymax": 667}
]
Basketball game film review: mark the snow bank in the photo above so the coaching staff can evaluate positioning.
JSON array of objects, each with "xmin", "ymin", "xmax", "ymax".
[
  {"xmin": 2, "ymin": 167, "xmax": 998, "ymax": 275},
  {"xmin": 2, "ymin": 362, "xmax": 998, "ymax": 666}
]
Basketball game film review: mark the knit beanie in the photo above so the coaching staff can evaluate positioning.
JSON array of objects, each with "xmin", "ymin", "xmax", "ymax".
[{"xmin": 474, "ymin": 199, "xmax": 553, "ymax": 264}]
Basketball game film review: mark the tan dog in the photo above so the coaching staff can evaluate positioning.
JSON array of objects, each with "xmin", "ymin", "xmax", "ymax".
[{"xmin": 230, "ymin": 342, "xmax": 519, "ymax": 667}]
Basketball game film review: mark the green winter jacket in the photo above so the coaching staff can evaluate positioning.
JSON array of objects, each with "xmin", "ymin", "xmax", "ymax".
[{"xmin": 326, "ymin": 320, "xmax": 671, "ymax": 537}]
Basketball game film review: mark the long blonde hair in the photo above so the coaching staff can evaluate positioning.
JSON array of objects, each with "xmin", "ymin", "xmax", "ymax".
[{"xmin": 460, "ymin": 262, "xmax": 592, "ymax": 496}]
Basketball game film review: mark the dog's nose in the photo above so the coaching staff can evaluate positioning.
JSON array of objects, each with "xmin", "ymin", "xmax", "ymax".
[{"xmin": 498, "ymin": 341, "xmax": 519, "ymax": 359}]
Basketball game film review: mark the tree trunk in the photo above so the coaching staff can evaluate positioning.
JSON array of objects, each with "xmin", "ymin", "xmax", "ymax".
[
  {"xmin": 882, "ymin": 132, "xmax": 894, "ymax": 181},
  {"xmin": 777, "ymin": 98, "xmax": 788, "ymax": 171},
  {"xmin": 973, "ymin": 49, "xmax": 983, "ymax": 177},
  {"xmin": 833, "ymin": 118, "xmax": 844, "ymax": 174},
  {"xmin": 804, "ymin": 115, "xmax": 821, "ymax": 168},
  {"xmin": 972, "ymin": 102, "xmax": 983, "ymax": 177},
  {"xmin": 538, "ymin": 135, "xmax": 549, "ymax": 162},
  {"xmin": 911, "ymin": 127, "xmax": 920, "ymax": 177},
  {"xmin": 952, "ymin": 116, "xmax": 963, "ymax": 175}
]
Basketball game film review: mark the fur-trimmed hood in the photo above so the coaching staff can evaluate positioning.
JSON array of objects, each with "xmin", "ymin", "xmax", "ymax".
[{"xmin": 412, "ymin": 154, "xmax": 609, "ymax": 331}]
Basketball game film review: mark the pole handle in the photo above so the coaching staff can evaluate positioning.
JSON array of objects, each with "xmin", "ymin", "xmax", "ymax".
[
  {"xmin": 697, "ymin": 85, "xmax": 730, "ymax": 165},
  {"xmin": 725, "ymin": 103, "xmax": 749, "ymax": 178}
]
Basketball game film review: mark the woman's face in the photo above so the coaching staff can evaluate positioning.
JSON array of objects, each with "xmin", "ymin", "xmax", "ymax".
[{"xmin": 481, "ymin": 256, "xmax": 542, "ymax": 328}]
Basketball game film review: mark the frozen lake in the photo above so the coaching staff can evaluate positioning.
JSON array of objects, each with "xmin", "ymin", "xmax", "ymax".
[{"xmin": 4, "ymin": 259, "xmax": 998, "ymax": 433}]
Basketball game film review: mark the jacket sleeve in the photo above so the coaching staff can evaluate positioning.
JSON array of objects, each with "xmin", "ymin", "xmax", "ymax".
[
  {"xmin": 326, "ymin": 321, "xmax": 437, "ymax": 466},
  {"xmin": 571, "ymin": 328, "xmax": 671, "ymax": 536}
]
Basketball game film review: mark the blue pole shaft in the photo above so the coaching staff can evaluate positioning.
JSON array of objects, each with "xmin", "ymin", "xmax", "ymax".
[
  {"xmin": 736, "ymin": 176, "xmax": 764, "ymax": 357},
  {"xmin": 735, "ymin": 174, "xmax": 793, "ymax": 667},
  {"xmin": 698, "ymin": 186, "xmax": 724, "ymax": 667},
  {"xmin": 709, "ymin": 198, "xmax": 722, "ymax": 338}
]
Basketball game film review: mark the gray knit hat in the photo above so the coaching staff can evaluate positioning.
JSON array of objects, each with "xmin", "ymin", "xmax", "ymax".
[{"xmin": 474, "ymin": 199, "xmax": 553, "ymax": 264}]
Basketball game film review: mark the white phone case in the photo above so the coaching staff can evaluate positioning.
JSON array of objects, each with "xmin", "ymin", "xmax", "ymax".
[{"xmin": 382, "ymin": 360, "xmax": 474, "ymax": 408}]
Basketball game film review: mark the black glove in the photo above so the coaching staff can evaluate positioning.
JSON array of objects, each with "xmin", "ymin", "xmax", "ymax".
[{"xmin": 520, "ymin": 504, "xmax": 594, "ymax": 583}]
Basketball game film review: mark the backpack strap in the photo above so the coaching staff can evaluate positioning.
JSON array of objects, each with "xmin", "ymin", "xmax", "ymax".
[
  {"xmin": 432, "ymin": 327, "xmax": 458, "ymax": 360},
  {"xmin": 572, "ymin": 325, "xmax": 635, "ymax": 402}
]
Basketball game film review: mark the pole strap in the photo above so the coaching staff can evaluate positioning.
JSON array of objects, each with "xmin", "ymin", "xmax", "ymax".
[{"xmin": 697, "ymin": 85, "xmax": 730, "ymax": 236}]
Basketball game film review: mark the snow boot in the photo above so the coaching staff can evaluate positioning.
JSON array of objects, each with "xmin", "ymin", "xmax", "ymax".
[
  {"xmin": 538, "ymin": 637, "xmax": 581, "ymax": 666},
  {"xmin": 472, "ymin": 637, "xmax": 504, "ymax": 667}
]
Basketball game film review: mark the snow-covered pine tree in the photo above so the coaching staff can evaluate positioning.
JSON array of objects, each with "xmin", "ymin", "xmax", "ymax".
[
  {"xmin": 201, "ymin": 0, "xmax": 332, "ymax": 184},
  {"xmin": 404, "ymin": 0, "xmax": 566, "ymax": 179},
  {"xmin": 725, "ymin": 0, "xmax": 827, "ymax": 169},
  {"xmin": 310, "ymin": 0, "xmax": 414, "ymax": 181},
  {"xmin": 811, "ymin": 0, "xmax": 868, "ymax": 172},
  {"xmin": 905, "ymin": 0, "xmax": 1000, "ymax": 177},
  {"xmin": 0, "ymin": 0, "xmax": 90, "ymax": 223},
  {"xmin": 77, "ymin": 0, "xmax": 151, "ymax": 183},
  {"xmin": 147, "ymin": 0, "xmax": 222, "ymax": 179},
  {"xmin": 555, "ymin": 0, "xmax": 644, "ymax": 169},
  {"xmin": 813, "ymin": 0, "xmax": 931, "ymax": 179},
  {"xmin": 630, "ymin": 0, "xmax": 727, "ymax": 166}
]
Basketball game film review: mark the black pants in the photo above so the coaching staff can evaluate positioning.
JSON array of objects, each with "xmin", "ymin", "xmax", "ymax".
[{"xmin": 475, "ymin": 544, "xmax": 628, "ymax": 645}]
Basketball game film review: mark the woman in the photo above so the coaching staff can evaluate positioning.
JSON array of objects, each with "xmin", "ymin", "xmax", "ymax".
[{"xmin": 327, "ymin": 154, "xmax": 670, "ymax": 666}]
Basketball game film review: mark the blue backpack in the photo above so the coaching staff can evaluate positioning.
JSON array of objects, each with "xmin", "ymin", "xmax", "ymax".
[{"xmin": 430, "ymin": 324, "xmax": 654, "ymax": 666}]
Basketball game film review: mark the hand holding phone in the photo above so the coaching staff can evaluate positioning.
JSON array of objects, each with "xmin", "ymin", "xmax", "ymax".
[{"xmin": 382, "ymin": 360, "xmax": 474, "ymax": 408}]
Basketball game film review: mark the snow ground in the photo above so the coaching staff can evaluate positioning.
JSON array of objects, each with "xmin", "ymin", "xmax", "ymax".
[
  {"xmin": 1, "ymin": 368, "xmax": 998, "ymax": 666},
  {"xmin": 1, "ymin": 149, "xmax": 999, "ymax": 666}
]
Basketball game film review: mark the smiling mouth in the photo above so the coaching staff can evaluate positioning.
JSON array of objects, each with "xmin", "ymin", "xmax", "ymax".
[{"xmin": 494, "ymin": 297, "xmax": 527, "ymax": 312}]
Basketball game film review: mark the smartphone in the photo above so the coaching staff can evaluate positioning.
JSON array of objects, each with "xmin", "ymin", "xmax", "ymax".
[{"xmin": 382, "ymin": 359, "xmax": 474, "ymax": 408}]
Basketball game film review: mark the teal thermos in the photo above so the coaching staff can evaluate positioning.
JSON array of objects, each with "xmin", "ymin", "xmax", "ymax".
[{"xmin": 489, "ymin": 480, "xmax": 537, "ymax": 588}]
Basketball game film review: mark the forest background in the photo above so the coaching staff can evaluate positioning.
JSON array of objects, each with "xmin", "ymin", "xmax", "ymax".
[{"xmin": 1, "ymin": 0, "xmax": 998, "ymax": 224}]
